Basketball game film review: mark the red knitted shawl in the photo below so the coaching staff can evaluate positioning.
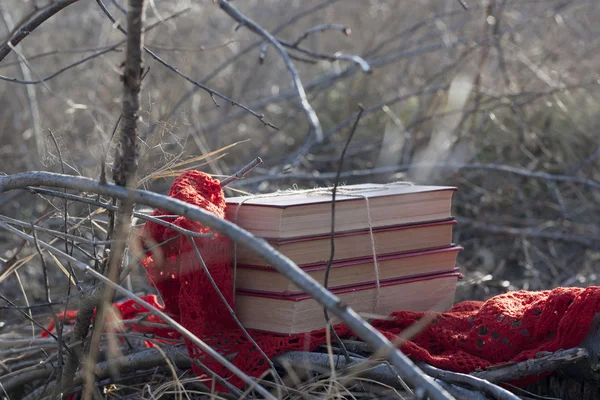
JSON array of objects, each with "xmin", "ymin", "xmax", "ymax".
[{"xmin": 47, "ymin": 171, "xmax": 598, "ymax": 390}]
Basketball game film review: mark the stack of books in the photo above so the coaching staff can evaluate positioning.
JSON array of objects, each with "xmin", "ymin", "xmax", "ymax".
[{"xmin": 225, "ymin": 183, "xmax": 462, "ymax": 334}]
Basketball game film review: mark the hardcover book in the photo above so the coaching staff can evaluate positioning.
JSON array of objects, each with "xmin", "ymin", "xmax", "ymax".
[
  {"xmin": 235, "ymin": 245, "xmax": 462, "ymax": 294},
  {"xmin": 232, "ymin": 219, "xmax": 456, "ymax": 267},
  {"xmin": 226, "ymin": 183, "xmax": 455, "ymax": 239},
  {"xmin": 235, "ymin": 270, "xmax": 462, "ymax": 334}
]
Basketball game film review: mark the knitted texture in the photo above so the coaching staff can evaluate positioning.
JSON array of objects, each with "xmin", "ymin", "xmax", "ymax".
[
  {"xmin": 135, "ymin": 171, "xmax": 599, "ymax": 388},
  {"xmin": 44, "ymin": 171, "xmax": 599, "ymax": 389}
]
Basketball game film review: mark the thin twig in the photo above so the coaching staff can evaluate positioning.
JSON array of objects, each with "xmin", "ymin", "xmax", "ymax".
[
  {"xmin": 0, "ymin": 215, "xmax": 115, "ymax": 246},
  {"xmin": 231, "ymin": 162, "xmax": 600, "ymax": 192},
  {"xmin": 26, "ymin": 187, "xmax": 212, "ymax": 239},
  {"xmin": 30, "ymin": 223, "xmax": 52, "ymax": 304},
  {"xmin": 94, "ymin": 0, "xmax": 278, "ymax": 130},
  {"xmin": 0, "ymin": 44, "xmax": 122, "ymax": 84},
  {"xmin": 323, "ymin": 106, "xmax": 365, "ymax": 364},
  {"xmin": 0, "ymin": 0, "xmax": 81, "ymax": 63},
  {"xmin": 278, "ymin": 38, "xmax": 372, "ymax": 73},
  {"xmin": 290, "ymin": 24, "xmax": 350, "ymax": 47},
  {"xmin": 0, "ymin": 293, "xmax": 59, "ymax": 342},
  {"xmin": 219, "ymin": 157, "xmax": 263, "ymax": 187},
  {"xmin": 188, "ymin": 239, "xmax": 287, "ymax": 389},
  {"xmin": 218, "ymin": 0, "xmax": 323, "ymax": 142}
]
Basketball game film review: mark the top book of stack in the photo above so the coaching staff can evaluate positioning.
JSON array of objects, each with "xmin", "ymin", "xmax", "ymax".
[{"xmin": 225, "ymin": 183, "xmax": 456, "ymax": 239}]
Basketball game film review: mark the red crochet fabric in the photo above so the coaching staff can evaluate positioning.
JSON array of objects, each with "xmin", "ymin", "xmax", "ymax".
[
  {"xmin": 134, "ymin": 171, "xmax": 599, "ymax": 389},
  {"xmin": 45, "ymin": 171, "xmax": 599, "ymax": 390}
]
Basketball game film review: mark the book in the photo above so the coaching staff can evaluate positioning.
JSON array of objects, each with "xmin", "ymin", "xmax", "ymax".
[
  {"xmin": 232, "ymin": 219, "xmax": 456, "ymax": 267},
  {"xmin": 226, "ymin": 183, "xmax": 455, "ymax": 239},
  {"xmin": 235, "ymin": 270, "xmax": 461, "ymax": 334},
  {"xmin": 234, "ymin": 245, "xmax": 462, "ymax": 294}
]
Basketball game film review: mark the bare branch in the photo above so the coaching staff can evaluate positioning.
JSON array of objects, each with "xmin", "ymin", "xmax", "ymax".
[
  {"xmin": 459, "ymin": 217, "xmax": 597, "ymax": 248},
  {"xmin": 419, "ymin": 363, "xmax": 521, "ymax": 400},
  {"xmin": 94, "ymin": 0, "xmax": 278, "ymax": 130},
  {"xmin": 290, "ymin": 23, "xmax": 350, "ymax": 47},
  {"xmin": 218, "ymin": 0, "xmax": 323, "ymax": 142},
  {"xmin": 0, "ymin": 8, "xmax": 188, "ymax": 85},
  {"xmin": 277, "ymin": 39, "xmax": 372, "ymax": 73},
  {"xmin": 0, "ymin": 171, "xmax": 454, "ymax": 400},
  {"xmin": 230, "ymin": 162, "xmax": 600, "ymax": 193},
  {"xmin": 219, "ymin": 157, "xmax": 263, "ymax": 187},
  {"xmin": 0, "ymin": 0, "xmax": 81, "ymax": 63},
  {"xmin": 0, "ymin": 43, "xmax": 122, "ymax": 84},
  {"xmin": 472, "ymin": 348, "xmax": 589, "ymax": 383}
]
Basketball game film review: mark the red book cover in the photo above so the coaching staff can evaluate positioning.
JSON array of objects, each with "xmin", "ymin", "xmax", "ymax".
[
  {"xmin": 237, "ymin": 243, "xmax": 462, "ymax": 271},
  {"xmin": 251, "ymin": 218, "xmax": 457, "ymax": 243},
  {"xmin": 236, "ymin": 267, "xmax": 462, "ymax": 300},
  {"xmin": 232, "ymin": 218, "xmax": 457, "ymax": 267}
]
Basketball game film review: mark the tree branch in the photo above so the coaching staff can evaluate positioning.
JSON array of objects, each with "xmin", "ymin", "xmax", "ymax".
[
  {"xmin": 217, "ymin": 0, "xmax": 323, "ymax": 142},
  {"xmin": 60, "ymin": 0, "xmax": 147, "ymax": 396},
  {"xmin": 81, "ymin": 1, "xmax": 147, "ymax": 398},
  {"xmin": 0, "ymin": 0, "xmax": 81, "ymax": 63},
  {"xmin": 472, "ymin": 348, "xmax": 589, "ymax": 383},
  {"xmin": 94, "ymin": 0, "xmax": 278, "ymax": 130}
]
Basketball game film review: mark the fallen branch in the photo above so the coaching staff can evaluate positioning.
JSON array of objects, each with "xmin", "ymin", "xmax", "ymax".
[
  {"xmin": 418, "ymin": 364, "xmax": 520, "ymax": 400},
  {"xmin": 472, "ymin": 348, "xmax": 589, "ymax": 383},
  {"xmin": 0, "ymin": 171, "xmax": 453, "ymax": 400},
  {"xmin": 276, "ymin": 352, "xmax": 509, "ymax": 399},
  {"xmin": 3, "ymin": 345, "xmax": 191, "ymax": 397}
]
